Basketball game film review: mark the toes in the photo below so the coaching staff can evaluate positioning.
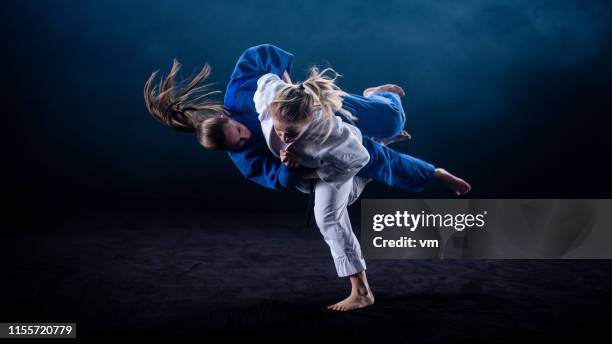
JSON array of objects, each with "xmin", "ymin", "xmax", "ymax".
[
  {"xmin": 392, "ymin": 85, "xmax": 406, "ymax": 96},
  {"xmin": 460, "ymin": 180, "xmax": 471, "ymax": 194},
  {"xmin": 328, "ymin": 300, "xmax": 373, "ymax": 311},
  {"xmin": 388, "ymin": 84, "xmax": 405, "ymax": 96},
  {"xmin": 400, "ymin": 130, "xmax": 411, "ymax": 139},
  {"xmin": 363, "ymin": 87, "xmax": 376, "ymax": 97},
  {"xmin": 328, "ymin": 303, "xmax": 343, "ymax": 311},
  {"xmin": 364, "ymin": 84, "xmax": 406, "ymax": 97}
]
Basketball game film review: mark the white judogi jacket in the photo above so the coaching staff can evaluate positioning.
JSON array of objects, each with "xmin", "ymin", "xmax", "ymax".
[{"xmin": 253, "ymin": 73, "xmax": 370, "ymax": 191}]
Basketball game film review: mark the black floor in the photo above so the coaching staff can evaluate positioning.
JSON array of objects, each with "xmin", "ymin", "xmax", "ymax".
[{"xmin": 2, "ymin": 205, "xmax": 612, "ymax": 341}]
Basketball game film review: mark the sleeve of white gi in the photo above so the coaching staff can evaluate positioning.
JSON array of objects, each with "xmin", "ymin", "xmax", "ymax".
[{"xmin": 253, "ymin": 73, "xmax": 287, "ymax": 117}]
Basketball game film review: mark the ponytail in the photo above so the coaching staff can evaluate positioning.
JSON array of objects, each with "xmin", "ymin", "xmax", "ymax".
[
  {"xmin": 269, "ymin": 66, "xmax": 356, "ymax": 142},
  {"xmin": 302, "ymin": 66, "xmax": 356, "ymax": 122},
  {"xmin": 144, "ymin": 59, "xmax": 229, "ymax": 149}
]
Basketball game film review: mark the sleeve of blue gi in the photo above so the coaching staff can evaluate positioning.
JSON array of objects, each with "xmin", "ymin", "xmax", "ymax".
[
  {"xmin": 278, "ymin": 165, "xmax": 315, "ymax": 189},
  {"xmin": 224, "ymin": 44, "xmax": 294, "ymax": 115},
  {"xmin": 227, "ymin": 144, "xmax": 307, "ymax": 191}
]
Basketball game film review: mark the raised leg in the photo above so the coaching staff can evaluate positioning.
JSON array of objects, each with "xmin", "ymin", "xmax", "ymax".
[
  {"xmin": 341, "ymin": 88, "xmax": 407, "ymax": 141},
  {"xmin": 358, "ymin": 137, "xmax": 436, "ymax": 192},
  {"xmin": 357, "ymin": 138, "xmax": 472, "ymax": 196}
]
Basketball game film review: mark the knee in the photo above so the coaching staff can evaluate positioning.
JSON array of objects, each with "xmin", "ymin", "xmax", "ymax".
[{"xmin": 314, "ymin": 204, "xmax": 346, "ymax": 231}]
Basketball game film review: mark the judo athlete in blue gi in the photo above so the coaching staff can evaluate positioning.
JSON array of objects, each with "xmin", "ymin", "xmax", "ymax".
[{"xmin": 143, "ymin": 44, "xmax": 471, "ymax": 311}]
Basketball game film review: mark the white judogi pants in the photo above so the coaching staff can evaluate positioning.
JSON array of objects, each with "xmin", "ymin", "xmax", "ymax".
[{"xmin": 313, "ymin": 176, "xmax": 372, "ymax": 278}]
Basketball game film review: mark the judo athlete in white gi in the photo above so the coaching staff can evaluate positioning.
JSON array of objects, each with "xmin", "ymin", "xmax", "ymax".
[
  {"xmin": 143, "ymin": 44, "xmax": 472, "ymax": 311},
  {"xmin": 253, "ymin": 69, "xmax": 377, "ymax": 310}
]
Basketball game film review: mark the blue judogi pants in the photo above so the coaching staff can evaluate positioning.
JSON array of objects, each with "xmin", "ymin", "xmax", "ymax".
[{"xmin": 344, "ymin": 91, "xmax": 436, "ymax": 192}]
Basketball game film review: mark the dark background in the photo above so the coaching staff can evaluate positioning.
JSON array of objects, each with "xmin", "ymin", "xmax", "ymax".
[
  {"xmin": 3, "ymin": 0, "xmax": 612, "ymax": 218},
  {"xmin": 2, "ymin": 1, "xmax": 612, "ymax": 340}
]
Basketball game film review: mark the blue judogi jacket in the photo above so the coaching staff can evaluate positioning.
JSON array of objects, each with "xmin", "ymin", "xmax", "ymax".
[{"xmin": 224, "ymin": 44, "xmax": 435, "ymax": 192}]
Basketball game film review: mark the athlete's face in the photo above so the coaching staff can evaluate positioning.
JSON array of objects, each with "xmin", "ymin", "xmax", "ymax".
[
  {"xmin": 272, "ymin": 118, "xmax": 306, "ymax": 144},
  {"xmin": 223, "ymin": 119, "xmax": 251, "ymax": 151}
]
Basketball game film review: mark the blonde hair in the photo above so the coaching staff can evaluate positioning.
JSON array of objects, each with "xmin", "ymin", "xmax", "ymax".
[
  {"xmin": 143, "ymin": 59, "xmax": 229, "ymax": 150},
  {"xmin": 268, "ymin": 66, "xmax": 357, "ymax": 142}
]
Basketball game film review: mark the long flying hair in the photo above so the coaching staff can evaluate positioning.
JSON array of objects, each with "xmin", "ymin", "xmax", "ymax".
[{"xmin": 143, "ymin": 60, "xmax": 229, "ymax": 150}]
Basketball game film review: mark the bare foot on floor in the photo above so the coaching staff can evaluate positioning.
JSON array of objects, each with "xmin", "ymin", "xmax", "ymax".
[
  {"xmin": 434, "ymin": 168, "xmax": 471, "ymax": 196},
  {"xmin": 380, "ymin": 130, "xmax": 412, "ymax": 146},
  {"xmin": 327, "ymin": 291, "xmax": 375, "ymax": 312},
  {"xmin": 363, "ymin": 84, "xmax": 406, "ymax": 97}
]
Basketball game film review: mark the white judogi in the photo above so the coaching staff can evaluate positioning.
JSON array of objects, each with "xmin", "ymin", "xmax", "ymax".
[{"xmin": 253, "ymin": 73, "xmax": 371, "ymax": 277}]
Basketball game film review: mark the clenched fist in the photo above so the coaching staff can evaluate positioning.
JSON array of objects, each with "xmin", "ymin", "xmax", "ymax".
[{"xmin": 280, "ymin": 148, "xmax": 301, "ymax": 169}]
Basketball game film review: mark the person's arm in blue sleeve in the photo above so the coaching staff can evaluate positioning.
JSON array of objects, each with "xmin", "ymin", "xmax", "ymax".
[
  {"xmin": 224, "ymin": 44, "xmax": 295, "ymax": 114},
  {"xmin": 278, "ymin": 165, "xmax": 316, "ymax": 189},
  {"xmin": 227, "ymin": 143, "xmax": 311, "ymax": 191}
]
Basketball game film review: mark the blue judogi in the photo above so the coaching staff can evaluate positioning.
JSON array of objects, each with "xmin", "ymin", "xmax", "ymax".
[
  {"xmin": 224, "ymin": 44, "xmax": 294, "ymax": 115},
  {"xmin": 224, "ymin": 44, "xmax": 435, "ymax": 193}
]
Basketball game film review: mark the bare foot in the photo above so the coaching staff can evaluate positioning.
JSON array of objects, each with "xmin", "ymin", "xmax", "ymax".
[
  {"xmin": 380, "ymin": 130, "xmax": 412, "ymax": 146},
  {"xmin": 363, "ymin": 84, "xmax": 406, "ymax": 97},
  {"xmin": 434, "ymin": 168, "xmax": 471, "ymax": 196},
  {"xmin": 327, "ymin": 291, "xmax": 375, "ymax": 312}
]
